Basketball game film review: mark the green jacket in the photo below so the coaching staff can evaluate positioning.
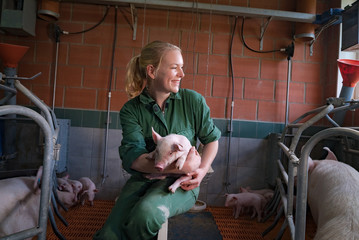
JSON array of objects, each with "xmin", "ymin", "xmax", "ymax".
[{"xmin": 119, "ymin": 88, "xmax": 221, "ymax": 175}]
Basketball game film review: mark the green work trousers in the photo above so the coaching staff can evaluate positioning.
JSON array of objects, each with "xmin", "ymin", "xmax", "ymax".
[{"xmin": 93, "ymin": 175, "xmax": 199, "ymax": 240}]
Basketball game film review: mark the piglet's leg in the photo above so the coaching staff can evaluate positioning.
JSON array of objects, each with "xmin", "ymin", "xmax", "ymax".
[{"xmin": 168, "ymin": 175, "xmax": 192, "ymax": 193}]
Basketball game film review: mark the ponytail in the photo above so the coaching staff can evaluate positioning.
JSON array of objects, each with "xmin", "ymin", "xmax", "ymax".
[{"xmin": 125, "ymin": 55, "xmax": 146, "ymax": 99}]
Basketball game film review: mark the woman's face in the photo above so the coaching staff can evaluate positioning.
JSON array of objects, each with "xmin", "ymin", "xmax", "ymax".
[{"xmin": 151, "ymin": 49, "xmax": 185, "ymax": 94}]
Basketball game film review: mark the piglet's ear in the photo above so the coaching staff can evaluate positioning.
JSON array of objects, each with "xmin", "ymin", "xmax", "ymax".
[
  {"xmin": 151, "ymin": 127, "xmax": 162, "ymax": 144},
  {"xmin": 172, "ymin": 143, "xmax": 184, "ymax": 152}
]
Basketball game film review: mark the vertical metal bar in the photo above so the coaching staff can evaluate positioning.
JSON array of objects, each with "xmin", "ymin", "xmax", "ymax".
[{"xmin": 285, "ymin": 56, "xmax": 292, "ymax": 126}]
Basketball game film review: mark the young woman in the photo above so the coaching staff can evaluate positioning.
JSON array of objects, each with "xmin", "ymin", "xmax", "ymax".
[{"xmin": 93, "ymin": 41, "xmax": 221, "ymax": 240}]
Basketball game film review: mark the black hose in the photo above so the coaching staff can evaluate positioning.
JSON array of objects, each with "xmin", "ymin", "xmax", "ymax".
[
  {"xmin": 64, "ymin": 6, "xmax": 110, "ymax": 35},
  {"xmin": 224, "ymin": 16, "xmax": 238, "ymax": 193},
  {"xmin": 241, "ymin": 17, "xmax": 283, "ymax": 54}
]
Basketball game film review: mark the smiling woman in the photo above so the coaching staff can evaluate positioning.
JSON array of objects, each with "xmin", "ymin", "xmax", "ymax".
[{"xmin": 93, "ymin": 41, "xmax": 221, "ymax": 240}]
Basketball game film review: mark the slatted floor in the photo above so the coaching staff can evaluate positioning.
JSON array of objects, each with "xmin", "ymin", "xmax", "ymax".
[{"xmin": 45, "ymin": 200, "xmax": 316, "ymax": 240}]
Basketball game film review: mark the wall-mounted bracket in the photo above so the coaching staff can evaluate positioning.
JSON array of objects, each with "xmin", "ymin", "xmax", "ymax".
[
  {"xmin": 260, "ymin": 16, "xmax": 272, "ymax": 50},
  {"xmin": 130, "ymin": 4, "xmax": 137, "ymax": 40}
]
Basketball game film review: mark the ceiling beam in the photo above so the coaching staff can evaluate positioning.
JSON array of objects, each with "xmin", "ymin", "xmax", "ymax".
[{"xmin": 58, "ymin": 0, "xmax": 316, "ymax": 23}]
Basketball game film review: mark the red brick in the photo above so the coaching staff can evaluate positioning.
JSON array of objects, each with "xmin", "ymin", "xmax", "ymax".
[
  {"xmin": 305, "ymin": 83, "xmax": 324, "ymax": 105},
  {"xmin": 57, "ymin": 65, "xmax": 82, "ymax": 87},
  {"xmin": 292, "ymin": 62, "xmax": 321, "ymax": 83},
  {"xmin": 36, "ymin": 42, "xmax": 55, "ymax": 63},
  {"xmin": 116, "ymin": 25, "xmax": 146, "ymax": 48},
  {"xmin": 232, "ymin": 57, "xmax": 260, "ymax": 78},
  {"xmin": 31, "ymin": 85, "xmax": 52, "ymax": 106},
  {"xmin": 213, "ymin": 33, "xmax": 242, "ymax": 56},
  {"xmin": 168, "ymin": 11, "xmax": 197, "ymax": 30},
  {"xmin": 64, "ymin": 87, "xmax": 96, "ymax": 109},
  {"xmin": 198, "ymin": 54, "xmax": 229, "ymax": 76},
  {"xmin": 83, "ymin": 67, "xmax": 110, "ymax": 89},
  {"xmin": 143, "ymin": 9, "xmax": 168, "ymax": 29},
  {"xmin": 200, "ymin": 15, "xmax": 231, "ymax": 34},
  {"xmin": 57, "ymin": 43, "xmax": 69, "ymax": 65},
  {"xmin": 261, "ymin": 59, "xmax": 288, "ymax": 81},
  {"xmin": 205, "ymin": 97, "xmax": 226, "ymax": 118},
  {"xmin": 101, "ymin": 46, "xmax": 133, "ymax": 68},
  {"xmin": 227, "ymin": 99, "xmax": 257, "ymax": 120},
  {"xmin": 84, "ymin": 25, "xmax": 114, "ymax": 46},
  {"xmin": 213, "ymin": 76, "xmax": 243, "ymax": 98},
  {"xmin": 35, "ymin": 19, "xmax": 52, "ymax": 41},
  {"xmin": 59, "ymin": 2, "xmax": 71, "ymax": 21},
  {"xmin": 229, "ymin": 0, "xmax": 247, "ymax": 6},
  {"xmin": 289, "ymin": 103, "xmax": 321, "ymax": 123},
  {"xmin": 275, "ymin": 81, "xmax": 305, "ymax": 103},
  {"xmin": 148, "ymin": 29, "xmax": 180, "ymax": 47},
  {"xmin": 114, "ymin": 68, "xmax": 127, "ymax": 91},
  {"xmin": 181, "ymin": 32, "xmax": 212, "ymax": 54},
  {"xmin": 249, "ymin": 0, "xmax": 279, "ymax": 9},
  {"xmin": 18, "ymin": 63, "xmax": 50, "ymax": 85},
  {"xmin": 68, "ymin": 45, "xmax": 100, "ymax": 66},
  {"xmin": 100, "ymin": 89, "xmax": 128, "ymax": 111},
  {"xmin": 181, "ymin": 74, "xmax": 211, "ymax": 97},
  {"xmin": 53, "ymin": 86, "xmax": 65, "ymax": 108},
  {"xmin": 244, "ymin": 79, "xmax": 274, "ymax": 100},
  {"xmin": 72, "ymin": 3, "xmax": 106, "ymax": 23},
  {"xmin": 268, "ymin": 21, "xmax": 293, "ymax": 39},
  {"xmin": 181, "ymin": 51, "xmax": 196, "ymax": 75},
  {"xmin": 258, "ymin": 101, "xmax": 286, "ymax": 122},
  {"xmin": 16, "ymin": 91, "xmax": 31, "ymax": 106},
  {"xmin": 279, "ymin": 0, "xmax": 296, "ymax": 11}
]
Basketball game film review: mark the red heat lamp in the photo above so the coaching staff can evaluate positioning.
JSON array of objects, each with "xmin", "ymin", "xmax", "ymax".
[
  {"xmin": 334, "ymin": 59, "xmax": 359, "ymax": 125},
  {"xmin": 0, "ymin": 43, "xmax": 29, "ymax": 68}
]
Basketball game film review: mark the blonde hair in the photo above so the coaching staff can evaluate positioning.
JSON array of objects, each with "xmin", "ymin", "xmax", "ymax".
[{"xmin": 125, "ymin": 41, "xmax": 181, "ymax": 98}]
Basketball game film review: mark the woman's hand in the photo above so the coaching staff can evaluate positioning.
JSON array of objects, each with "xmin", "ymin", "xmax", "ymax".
[{"xmin": 180, "ymin": 167, "xmax": 207, "ymax": 191}]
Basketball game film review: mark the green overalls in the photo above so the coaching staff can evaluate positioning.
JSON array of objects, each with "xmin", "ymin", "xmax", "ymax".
[{"xmin": 93, "ymin": 88, "xmax": 221, "ymax": 240}]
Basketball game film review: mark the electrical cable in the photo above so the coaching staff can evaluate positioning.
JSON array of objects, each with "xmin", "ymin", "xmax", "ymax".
[
  {"xmin": 241, "ymin": 17, "xmax": 286, "ymax": 54},
  {"xmin": 224, "ymin": 16, "xmax": 238, "ymax": 193},
  {"xmin": 62, "ymin": 6, "xmax": 110, "ymax": 35}
]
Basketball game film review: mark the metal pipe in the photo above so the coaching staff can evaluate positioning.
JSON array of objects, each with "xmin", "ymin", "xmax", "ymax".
[
  {"xmin": 289, "ymin": 104, "xmax": 334, "ymax": 153},
  {"xmin": 285, "ymin": 56, "xmax": 292, "ymax": 126},
  {"xmin": 58, "ymin": 0, "xmax": 316, "ymax": 23},
  {"xmin": 15, "ymin": 80, "xmax": 55, "ymax": 133},
  {"xmin": 52, "ymin": 41, "xmax": 60, "ymax": 111},
  {"xmin": 0, "ymin": 105, "xmax": 54, "ymax": 240},
  {"xmin": 102, "ymin": 6, "xmax": 117, "ymax": 185},
  {"xmin": 295, "ymin": 127, "xmax": 359, "ymax": 240}
]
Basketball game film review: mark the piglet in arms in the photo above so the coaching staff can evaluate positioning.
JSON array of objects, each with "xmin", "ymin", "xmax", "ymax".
[{"xmin": 145, "ymin": 128, "xmax": 197, "ymax": 193}]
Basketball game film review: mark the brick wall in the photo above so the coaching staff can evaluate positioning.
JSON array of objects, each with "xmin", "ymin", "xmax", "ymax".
[{"xmin": 1, "ymin": 0, "xmax": 353, "ymax": 126}]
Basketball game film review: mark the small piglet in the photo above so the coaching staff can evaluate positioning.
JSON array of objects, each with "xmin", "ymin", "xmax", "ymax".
[
  {"xmin": 225, "ymin": 192, "xmax": 266, "ymax": 222},
  {"xmin": 149, "ymin": 127, "xmax": 192, "ymax": 171},
  {"xmin": 240, "ymin": 186, "xmax": 274, "ymax": 201},
  {"xmin": 146, "ymin": 128, "xmax": 195, "ymax": 193},
  {"xmin": 307, "ymin": 147, "xmax": 359, "ymax": 240},
  {"xmin": 79, "ymin": 177, "xmax": 98, "ymax": 206}
]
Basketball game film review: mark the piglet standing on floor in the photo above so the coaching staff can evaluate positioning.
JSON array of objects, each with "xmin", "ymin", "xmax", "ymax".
[
  {"xmin": 79, "ymin": 177, "xmax": 98, "ymax": 206},
  {"xmin": 225, "ymin": 192, "xmax": 266, "ymax": 222},
  {"xmin": 307, "ymin": 147, "xmax": 359, "ymax": 240}
]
